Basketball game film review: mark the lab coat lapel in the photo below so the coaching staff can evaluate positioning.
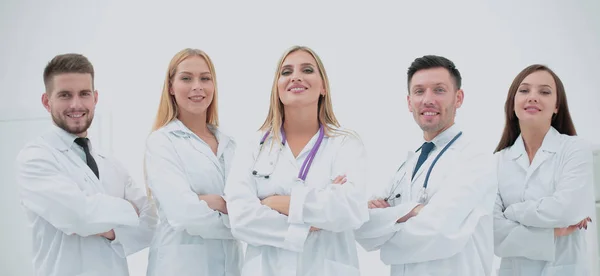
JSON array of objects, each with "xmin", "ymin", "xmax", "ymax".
[
  {"xmin": 525, "ymin": 128, "xmax": 560, "ymax": 183},
  {"xmin": 170, "ymin": 120, "xmax": 225, "ymax": 179},
  {"xmin": 188, "ymin": 135, "xmax": 225, "ymax": 179},
  {"xmin": 44, "ymin": 130, "xmax": 105, "ymax": 192},
  {"xmin": 509, "ymin": 135, "xmax": 529, "ymax": 172}
]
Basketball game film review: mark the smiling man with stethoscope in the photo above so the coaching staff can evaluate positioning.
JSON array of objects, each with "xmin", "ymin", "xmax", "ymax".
[{"xmin": 355, "ymin": 55, "xmax": 498, "ymax": 276}]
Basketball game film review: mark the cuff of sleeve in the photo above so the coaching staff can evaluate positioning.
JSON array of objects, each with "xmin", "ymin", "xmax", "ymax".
[
  {"xmin": 283, "ymin": 223, "xmax": 310, "ymax": 252},
  {"xmin": 531, "ymin": 227, "xmax": 556, "ymax": 261},
  {"xmin": 393, "ymin": 203, "xmax": 420, "ymax": 223},
  {"xmin": 103, "ymin": 195, "xmax": 141, "ymax": 227},
  {"xmin": 288, "ymin": 186, "xmax": 309, "ymax": 224},
  {"xmin": 504, "ymin": 205, "xmax": 517, "ymax": 222},
  {"xmin": 109, "ymin": 228, "xmax": 126, "ymax": 258},
  {"xmin": 221, "ymin": 213, "xmax": 231, "ymax": 228}
]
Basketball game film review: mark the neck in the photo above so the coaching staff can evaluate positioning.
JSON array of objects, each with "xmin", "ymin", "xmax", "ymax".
[
  {"xmin": 520, "ymin": 123, "xmax": 550, "ymax": 158},
  {"xmin": 283, "ymin": 105, "xmax": 320, "ymax": 136},
  {"xmin": 423, "ymin": 122, "xmax": 454, "ymax": 141},
  {"xmin": 178, "ymin": 110, "xmax": 209, "ymax": 136}
]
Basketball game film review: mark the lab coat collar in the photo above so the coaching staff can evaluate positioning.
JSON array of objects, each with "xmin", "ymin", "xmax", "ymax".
[
  {"xmin": 164, "ymin": 119, "xmax": 232, "ymax": 177},
  {"xmin": 45, "ymin": 123, "xmax": 104, "ymax": 156},
  {"xmin": 509, "ymin": 126, "xmax": 561, "ymax": 160},
  {"xmin": 423, "ymin": 123, "xmax": 461, "ymax": 150},
  {"xmin": 44, "ymin": 123, "xmax": 105, "ymax": 187},
  {"xmin": 164, "ymin": 118, "xmax": 233, "ymax": 151}
]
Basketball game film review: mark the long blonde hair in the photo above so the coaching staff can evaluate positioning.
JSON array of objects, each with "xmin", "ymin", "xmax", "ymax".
[
  {"xmin": 259, "ymin": 46, "xmax": 342, "ymax": 145},
  {"xmin": 152, "ymin": 48, "xmax": 219, "ymax": 131},
  {"xmin": 145, "ymin": 48, "xmax": 220, "ymax": 199}
]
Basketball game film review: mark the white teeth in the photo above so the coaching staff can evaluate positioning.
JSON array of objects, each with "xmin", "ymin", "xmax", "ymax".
[
  {"xmin": 190, "ymin": 96, "xmax": 204, "ymax": 100},
  {"xmin": 423, "ymin": 112, "xmax": 437, "ymax": 116},
  {"xmin": 68, "ymin": 114, "xmax": 83, "ymax": 118},
  {"xmin": 290, "ymin": 87, "xmax": 305, "ymax": 91}
]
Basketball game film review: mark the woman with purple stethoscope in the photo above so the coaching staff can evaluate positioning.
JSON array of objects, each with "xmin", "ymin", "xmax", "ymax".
[{"xmin": 224, "ymin": 45, "xmax": 369, "ymax": 276}]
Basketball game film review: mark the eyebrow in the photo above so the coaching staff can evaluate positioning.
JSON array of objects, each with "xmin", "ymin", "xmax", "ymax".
[
  {"xmin": 411, "ymin": 83, "xmax": 449, "ymax": 89},
  {"xmin": 520, "ymin": 83, "xmax": 553, "ymax": 88},
  {"xmin": 281, "ymin": 63, "xmax": 315, "ymax": 68},
  {"xmin": 178, "ymin": 71, "xmax": 211, "ymax": 75}
]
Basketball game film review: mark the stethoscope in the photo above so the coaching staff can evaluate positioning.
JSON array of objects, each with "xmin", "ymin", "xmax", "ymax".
[
  {"xmin": 251, "ymin": 124, "xmax": 325, "ymax": 182},
  {"xmin": 384, "ymin": 131, "xmax": 462, "ymax": 204}
]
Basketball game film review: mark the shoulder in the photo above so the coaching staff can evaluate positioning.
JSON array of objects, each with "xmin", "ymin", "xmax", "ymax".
[
  {"xmin": 558, "ymin": 134, "xmax": 593, "ymax": 162},
  {"xmin": 16, "ymin": 137, "xmax": 53, "ymax": 165},
  {"xmin": 326, "ymin": 125, "xmax": 366, "ymax": 151},
  {"xmin": 453, "ymin": 131, "xmax": 495, "ymax": 164}
]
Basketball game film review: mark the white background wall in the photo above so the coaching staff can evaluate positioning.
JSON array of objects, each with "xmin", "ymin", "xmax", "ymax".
[{"xmin": 1, "ymin": 0, "xmax": 599, "ymax": 275}]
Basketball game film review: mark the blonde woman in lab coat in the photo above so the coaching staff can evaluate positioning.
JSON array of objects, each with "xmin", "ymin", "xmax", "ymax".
[
  {"xmin": 224, "ymin": 46, "xmax": 369, "ymax": 276},
  {"xmin": 144, "ymin": 48, "xmax": 243, "ymax": 276},
  {"xmin": 493, "ymin": 64, "xmax": 595, "ymax": 275}
]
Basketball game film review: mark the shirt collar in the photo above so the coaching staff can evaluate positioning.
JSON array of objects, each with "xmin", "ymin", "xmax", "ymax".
[{"xmin": 422, "ymin": 123, "xmax": 461, "ymax": 150}]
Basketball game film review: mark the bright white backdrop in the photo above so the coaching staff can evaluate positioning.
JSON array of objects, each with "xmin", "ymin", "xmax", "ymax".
[{"xmin": 1, "ymin": 1, "xmax": 599, "ymax": 275}]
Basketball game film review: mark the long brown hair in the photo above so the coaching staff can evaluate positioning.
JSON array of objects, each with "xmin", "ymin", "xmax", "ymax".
[{"xmin": 494, "ymin": 64, "xmax": 577, "ymax": 153}]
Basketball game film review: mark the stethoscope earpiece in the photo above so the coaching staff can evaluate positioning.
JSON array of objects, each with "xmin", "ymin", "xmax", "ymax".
[{"xmin": 252, "ymin": 171, "xmax": 257, "ymax": 176}]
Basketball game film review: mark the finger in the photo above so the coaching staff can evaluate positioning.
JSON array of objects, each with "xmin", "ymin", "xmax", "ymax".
[
  {"xmin": 368, "ymin": 202, "xmax": 376, "ymax": 209},
  {"xmin": 381, "ymin": 200, "xmax": 391, "ymax": 208},
  {"xmin": 372, "ymin": 200, "xmax": 385, "ymax": 208},
  {"xmin": 376, "ymin": 199, "xmax": 390, "ymax": 208},
  {"xmin": 340, "ymin": 177, "xmax": 347, "ymax": 184},
  {"xmin": 332, "ymin": 176, "xmax": 343, "ymax": 184}
]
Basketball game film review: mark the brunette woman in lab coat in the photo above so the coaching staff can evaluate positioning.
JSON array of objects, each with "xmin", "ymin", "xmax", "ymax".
[
  {"xmin": 144, "ymin": 48, "xmax": 243, "ymax": 276},
  {"xmin": 493, "ymin": 64, "xmax": 595, "ymax": 275},
  {"xmin": 224, "ymin": 46, "xmax": 369, "ymax": 276}
]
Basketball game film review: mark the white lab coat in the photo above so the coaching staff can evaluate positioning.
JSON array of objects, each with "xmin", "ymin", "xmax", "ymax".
[
  {"xmin": 144, "ymin": 119, "xmax": 243, "ymax": 276},
  {"xmin": 355, "ymin": 124, "xmax": 497, "ymax": 276},
  {"xmin": 224, "ymin": 126, "xmax": 369, "ymax": 276},
  {"xmin": 16, "ymin": 124, "xmax": 156, "ymax": 276},
  {"xmin": 493, "ymin": 126, "xmax": 595, "ymax": 276}
]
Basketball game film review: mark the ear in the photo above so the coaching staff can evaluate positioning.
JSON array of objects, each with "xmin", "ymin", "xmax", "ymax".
[
  {"xmin": 407, "ymin": 94, "xmax": 413, "ymax": 113},
  {"xmin": 41, "ymin": 93, "xmax": 51, "ymax": 112},
  {"xmin": 93, "ymin": 90, "xmax": 99, "ymax": 105},
  {"xmin": 455, "ymin": 89, "xmax": 464, "ymax": 108}
]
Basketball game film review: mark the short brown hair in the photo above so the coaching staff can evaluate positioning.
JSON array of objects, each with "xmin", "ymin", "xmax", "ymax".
[
  {"xmin": 494, "ymin": 64, "xmax": 576, "ymax": 153},
  {"xmin": 43, "ymin": 53, "xmax": 95, "ymax": 93}
]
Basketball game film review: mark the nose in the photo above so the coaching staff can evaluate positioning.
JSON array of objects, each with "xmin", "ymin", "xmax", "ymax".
[
  {"xmin": 526, "ymin": 91, "xmax": 538, "ymax": 103},
  {"xmin": 422, "ymin": 88, "xmax": 435, "ymax": 105},
  {"xmin": 290, "ymin": 71, "xmax": 302, "ymax": 82},
  {"xmin": 192, "ymin": 80, "xmax": 204, "ymax": 91},
  {"xmin": 69, "ymin": 95, "xmax": 83, "ymax": 108}
]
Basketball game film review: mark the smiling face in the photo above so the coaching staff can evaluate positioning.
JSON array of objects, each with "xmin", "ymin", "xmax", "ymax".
[
  {"xmin": 407, "ymin": 67, "xmax": 463, "ymax": 140},
  {"xmin": 513, "ymin": 70, "xmax": 558, "ymax": 128},
  {"xmin": 42, "ymin": 73, "xmax": 98, "ymax": 137},
  {"xmin": 276, "ymin": 50, "xmax": 325, "ymax": 108},
  {"xmin": 170, "ymin": 56, "xmax": 215, "ymax": 117}
]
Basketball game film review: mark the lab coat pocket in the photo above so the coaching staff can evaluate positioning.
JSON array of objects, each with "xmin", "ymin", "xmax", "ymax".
[
  {"xmin": 152, "ymin": 244, "xmax": 208, "ymax": 276},
  {"xmin": 323, "ymin": 259, "xmax": 360, "ymax": 276},
  {"xmin": 496, "ymin": 267, "xmax": 513, "ymax": 276},
  {"xmin": 542, "ymin": 263, "xmax": 583, "ymax": 276},
  {"xmin": 241, "ymin": 252, "xmax": 262, "ymax": 276}
]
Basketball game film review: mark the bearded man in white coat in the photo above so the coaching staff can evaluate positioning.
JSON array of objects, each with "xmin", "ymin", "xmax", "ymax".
[{"xmin": 16, "ymin": 53, "xmax": 156, "ymax": 276}]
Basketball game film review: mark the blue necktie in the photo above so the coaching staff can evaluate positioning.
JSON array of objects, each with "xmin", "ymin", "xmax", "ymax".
[{"xmin": 412, "ymin": 142, "xmax": 435, "ymax": 180}]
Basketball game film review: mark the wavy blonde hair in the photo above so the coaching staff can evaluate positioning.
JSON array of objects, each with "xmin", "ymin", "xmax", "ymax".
[
  {"xmin": 152, "ymin": 48, "xmax": 219, "ymax": 131},
  {"xmin": 145, "ymin": 48, "xmax": 219, "ymax": 198},
  {"xmin": 260, "ymin": 46, "xmax": 343, "ymax": 144}
]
